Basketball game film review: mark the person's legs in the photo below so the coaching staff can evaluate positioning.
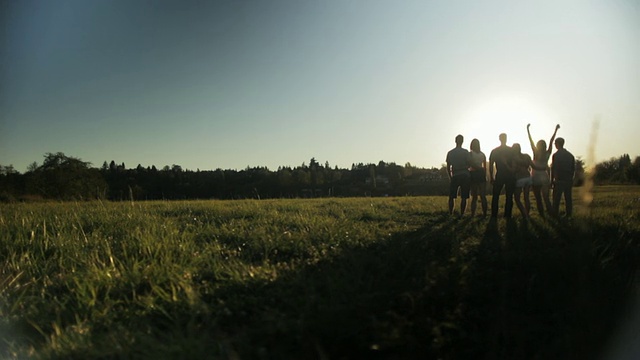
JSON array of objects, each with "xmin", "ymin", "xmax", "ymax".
[
  {"xmin": 542, "ymin": 185, "xmax": 553, "ymax": 216},
  {"xmin": 552, "ymin": 184, "xmax": 562, "ymax": 216},
  {"xmin": 514, "ymin": 186, "xmax": 527, "ymax": 218},
  {"xmin": 459, "ymin": 176, "xmax": 471, "ymax": 216},
  {"xmin": 504, "ymin": 177, "xmax": 515, "ymax": 218},
  {"xmin": 448, "ymin": 178, "xmax": 458, "ymax": 215},
  {"xmin": 562, "ymin": 182, "xmax": 573, "ymax": 217},
  {"xmin": 491, "ymin": 180, "xmax": 502, "ymax": 218},
  {"xmin": 532, "ymin": 185, "xmax": 544, "ymax": 216},
  {"xmin": 564, "ymin": 182, "xmax": 573, "ymax": 217},
  {"xmin": 470, "ymin": 184, "xmax": 478, "ymax": 216},
  {"xmin": 480, "ymin": 183, "xmax": 488, "ymax": 217}
]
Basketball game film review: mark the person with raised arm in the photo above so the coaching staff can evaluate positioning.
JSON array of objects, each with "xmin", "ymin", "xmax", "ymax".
[{"xmin": 527, "ymin": 123, "xmax": 560, "ymax": 218}]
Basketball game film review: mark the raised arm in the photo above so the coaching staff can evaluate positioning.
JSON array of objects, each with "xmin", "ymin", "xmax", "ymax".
[
  {"xmin": 547, "ymin": 124, "xmax": 560, "ymax": 153},
  {"xmin": 527, "ymin": 123, "xmax": 536, "ymax": 153}
]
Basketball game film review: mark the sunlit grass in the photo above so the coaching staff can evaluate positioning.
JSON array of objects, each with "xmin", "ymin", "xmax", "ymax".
[{"xmin": 0, "ymin": 187, "xmax": 638, "ymax": 359}]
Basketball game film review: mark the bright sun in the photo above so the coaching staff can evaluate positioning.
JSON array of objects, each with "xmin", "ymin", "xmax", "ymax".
[{"xmin": 461, "ymin": 94, "xmax": 558, "ymax": 155}]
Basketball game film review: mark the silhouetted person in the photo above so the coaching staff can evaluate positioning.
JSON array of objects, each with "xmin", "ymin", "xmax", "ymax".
[
  {"xmin": 446, "ymin": 134, "xmax": 471, "ymax": 216},
  {"xmin": 512, "ymin": 143, "xmax": 534, "ymax": 219},
  {"xmin": 551, "ymin": 137, "xmax": 575, "ymax": 217},
  {"xmin": 489, "ymin": 133, "xmax": 516, "ymax": 219},
  {"xmin": 469, "ymin": 138, "xmax": 488, "ymax": 217},
  {"xmin": 527, "ymin": 123, "xmax": 560, "ymax": 218}
]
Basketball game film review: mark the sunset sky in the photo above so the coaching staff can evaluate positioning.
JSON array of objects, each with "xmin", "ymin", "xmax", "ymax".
[{"xmin": 1, "ymin": 0, "xmax": 638, "ymax": 172}]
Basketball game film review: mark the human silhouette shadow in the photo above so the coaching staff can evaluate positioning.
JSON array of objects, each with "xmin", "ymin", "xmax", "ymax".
[
  {"xmin": 201, "ymin": 215, "xmax": 638, "ymax": 359},
  {"xmin": 25, "ymin": 213, "xmax": 636, "ymax": 359},
  {"xmin": 463, "ymin": 216, "xmax": 638, "ymax": 360}
]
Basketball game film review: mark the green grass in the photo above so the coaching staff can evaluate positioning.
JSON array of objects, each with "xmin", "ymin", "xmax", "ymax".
[{"xmin": 1, "ymin": 186, "xmax": 639, "ymax": 359}]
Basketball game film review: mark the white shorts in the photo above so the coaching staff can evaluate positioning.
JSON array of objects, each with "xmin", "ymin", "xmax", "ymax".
[
  {"xmin": 532, "ymin": 171, "xmax": 550, "ymax": 186},
  {"xmin": 516, "ymin": 176, "xmax": 532, "ymax": 188}
]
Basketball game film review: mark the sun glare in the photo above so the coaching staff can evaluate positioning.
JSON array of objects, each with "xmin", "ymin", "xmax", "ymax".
[{"xmin": 461, "ymin": 94, "xmax": 558, "ymax": 156}]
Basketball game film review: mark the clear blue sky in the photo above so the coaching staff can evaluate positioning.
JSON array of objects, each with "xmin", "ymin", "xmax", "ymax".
[{"xmin": 1, "ymin": 0, "xmax": 638, "ymax": 172}]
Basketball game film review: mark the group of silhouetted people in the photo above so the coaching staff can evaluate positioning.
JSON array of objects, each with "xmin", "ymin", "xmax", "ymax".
[{"xmin": 445, "ymin": 124, "xmax": 575, "ymax": 220}]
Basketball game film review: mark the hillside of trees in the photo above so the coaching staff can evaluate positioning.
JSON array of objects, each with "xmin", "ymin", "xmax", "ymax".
[{"xmin": 0, "ymin": 152, "xmax": 637, "ymax": 202}]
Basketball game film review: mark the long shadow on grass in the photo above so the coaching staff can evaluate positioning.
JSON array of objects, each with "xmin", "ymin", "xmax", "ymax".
[
  {"xmin": 17, "ymin": 213, "xmax": 636, "ymax": 359},
  {"xmin": 209, "ymin": 214, "xmax": 639, "ymax": 360}
]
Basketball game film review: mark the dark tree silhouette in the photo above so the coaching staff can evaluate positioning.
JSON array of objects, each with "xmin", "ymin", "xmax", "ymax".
[{"xmin": 3, "ymin": 152, "xmax": 638, "ymax": 203}]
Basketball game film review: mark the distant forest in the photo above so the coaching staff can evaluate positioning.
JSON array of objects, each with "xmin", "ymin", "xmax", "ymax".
[{"xmin": 0, "ymin": 152, "xmax": 638, "ymax": 202}]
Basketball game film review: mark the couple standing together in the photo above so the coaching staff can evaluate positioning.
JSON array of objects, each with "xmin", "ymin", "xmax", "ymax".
[{"xmin": 446, "ymin": 124, "xmax": 575, "ymax": 219}]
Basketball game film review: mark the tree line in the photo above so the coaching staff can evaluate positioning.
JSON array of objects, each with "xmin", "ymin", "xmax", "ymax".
[
  {"xmin": 0, "ymin": 153, "xmax": 449, "ymax": 201},
  {"xmin": 0, "ymin": 152, "xmax": 637, "ymax": 202}
]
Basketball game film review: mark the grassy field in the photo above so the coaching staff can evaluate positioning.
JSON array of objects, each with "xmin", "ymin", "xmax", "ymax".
[{"xmin": 1, "ymin": 186, "xmax": 639, "ymax": 359}]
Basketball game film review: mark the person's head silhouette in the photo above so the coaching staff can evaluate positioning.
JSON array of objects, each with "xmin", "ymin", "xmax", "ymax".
[
  {"xmin": 512, "ymin": 143, "xmax": 521, "ymax": 154},
  {"xmin": 470, "ymin": 138, "xmax": 481, "ymax": 152},
  {"xmin": 499, "ymin": 133, "xmax": 507, "ymax": 145}
]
